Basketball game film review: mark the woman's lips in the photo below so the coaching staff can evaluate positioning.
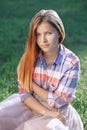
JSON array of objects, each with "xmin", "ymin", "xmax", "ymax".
[{"xmin": 42, "ymin": 44, "xmax": 50, "ymax": 47}]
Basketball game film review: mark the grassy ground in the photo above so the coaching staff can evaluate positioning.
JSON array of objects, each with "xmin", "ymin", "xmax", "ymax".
[{"xmin": 0, "ymin": 0, "xmax": 87, "ymax": 129}]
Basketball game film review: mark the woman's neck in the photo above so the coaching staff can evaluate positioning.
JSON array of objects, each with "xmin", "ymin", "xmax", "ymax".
[{"xmin": 43, "ymin": 50, "xmax": 59, "ymax": 64}]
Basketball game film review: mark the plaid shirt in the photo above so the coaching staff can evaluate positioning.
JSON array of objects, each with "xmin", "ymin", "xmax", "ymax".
[{"xmin": 18, "ymin": 44, "xmax": 80, "ymax": 108}]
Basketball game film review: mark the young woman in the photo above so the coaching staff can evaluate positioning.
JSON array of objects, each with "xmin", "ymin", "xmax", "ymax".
[{"xmin": 0, "ymin": 9, "xmax": 83, "ymax": 130}]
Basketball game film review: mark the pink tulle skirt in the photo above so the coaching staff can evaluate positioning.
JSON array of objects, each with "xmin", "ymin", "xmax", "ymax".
[{"xmin": 0, "ymin": 93, "xmax": 84, "ymax": 130}]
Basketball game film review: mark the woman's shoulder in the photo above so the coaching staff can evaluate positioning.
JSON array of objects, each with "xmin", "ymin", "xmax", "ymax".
[{"xmin": 60, "ymin": 44, "xmax": 80, "ymax": 65}]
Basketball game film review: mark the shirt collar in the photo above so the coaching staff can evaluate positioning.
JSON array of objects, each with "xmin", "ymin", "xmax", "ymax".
[
  {"xmin": 54, "ymin": 44, "xmax": 66, "ymax": 65},
  {"xmin": 37, "ymin": 44, "xmax": 66, "ymax": 66}
]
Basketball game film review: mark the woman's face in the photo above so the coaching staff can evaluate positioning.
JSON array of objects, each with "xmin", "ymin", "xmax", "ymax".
[{"xmin": 36, "ymin": 22, "xmax": 60, "ymax": 55}]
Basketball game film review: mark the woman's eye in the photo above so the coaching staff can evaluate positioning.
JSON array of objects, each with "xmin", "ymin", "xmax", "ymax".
[
  {"xmin": 36, "ymin": 33, "xmax": 40, "ymax": 37},
  {"xmin": 47, "ymin": 32, "xmax": 52, "ymax": 35}
]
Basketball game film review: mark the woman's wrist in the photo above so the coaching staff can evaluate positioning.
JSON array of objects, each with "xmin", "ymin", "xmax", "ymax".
[
  {"xmin": 41, "ymin": 110, "xmax": 46, "ymax": 115},
  {"xmin": 41, "ymin": 109, "xmax": 51, "ymax": 116}
]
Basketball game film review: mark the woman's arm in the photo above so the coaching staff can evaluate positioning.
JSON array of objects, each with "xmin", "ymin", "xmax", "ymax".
[
  {"xmin": 18, "ymin": 80, "xmax": 66, "ymax": 124},
  {"xmin": 32, "ymin": 61, "xmax": 80, "ymax": 108},
  {"xmin": 18, "ymin": 80, "xmax": 49, "ymax": 115},
  {"xmin": 24, "ymin": 95, "xmax": 66, "ymax": 124}
]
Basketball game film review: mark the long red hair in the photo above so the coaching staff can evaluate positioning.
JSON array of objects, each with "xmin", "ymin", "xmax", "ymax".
[{"xmin": 17, "ymin": 9, "xmax": 65, "ymax": 92}]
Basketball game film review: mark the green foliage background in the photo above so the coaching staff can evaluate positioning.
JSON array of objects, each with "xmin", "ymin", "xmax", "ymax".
[{"xmin": 0, "ymin": 0, "xmax": 87, "ymax": 129}]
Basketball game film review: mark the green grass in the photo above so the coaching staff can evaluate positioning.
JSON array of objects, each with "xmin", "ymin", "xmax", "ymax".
[{"xmin": 0, "ymin": 0, "xmax": 87, "ymax": 129}]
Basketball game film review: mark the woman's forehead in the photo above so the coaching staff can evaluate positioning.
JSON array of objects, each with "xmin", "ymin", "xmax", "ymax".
[{"xmin": 36, "ymin": 22, "xmax": 55, "ymax": 32}]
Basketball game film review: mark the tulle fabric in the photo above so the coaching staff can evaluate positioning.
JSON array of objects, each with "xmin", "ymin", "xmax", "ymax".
[{"xmin": 0, "ymin": 93, "xmax": 83, "ymax": 130}]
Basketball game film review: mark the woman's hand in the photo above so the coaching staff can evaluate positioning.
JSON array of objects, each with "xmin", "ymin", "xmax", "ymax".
[{"xmin": 47, "ymin": 110, "xmax": 66, "ymax": 125}]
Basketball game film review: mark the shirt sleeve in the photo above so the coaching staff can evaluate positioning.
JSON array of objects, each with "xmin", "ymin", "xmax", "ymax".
[
  {"xmin": 47, "ymin": 60, "xmax": 80, "ymax": 108},
  {"xmin": 18, "ymin": 80, "xmax": 32, "ymax": 102}
]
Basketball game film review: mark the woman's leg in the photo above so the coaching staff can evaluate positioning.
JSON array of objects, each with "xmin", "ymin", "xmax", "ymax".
[
  {"xmin": 66, "ymin": 105, "xmax": 84, "ymax": 130},
  {"xmin": 14, "ymin": 114, "xmax": 69, "ymax": 130},
  {"xmin": 0, "ymin": 94, "xmax": 33, "ymax": 130}
]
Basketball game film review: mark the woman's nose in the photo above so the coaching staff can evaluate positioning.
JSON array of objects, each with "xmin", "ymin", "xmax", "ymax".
[{"xmin": 41, "ymin": 35, "xmax": 47, "ymax": 43}]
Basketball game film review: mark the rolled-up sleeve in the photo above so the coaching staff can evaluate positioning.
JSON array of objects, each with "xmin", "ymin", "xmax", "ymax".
[
  {"xmin": 47, "ymin": 61, "xmax": 80, "ymax": 108},
  {"xmin": 18, "ymin": 80, "xmax": 32, "ymax": 102}
]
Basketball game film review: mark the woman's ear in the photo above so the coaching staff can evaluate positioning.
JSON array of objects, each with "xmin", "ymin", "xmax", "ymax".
[
  {"xmin": 58, "ymin": 34, "xmax": 61, "ymax": 44},
  {"xmin": 58, "ymin": 34, "xmax": 62, "ymax": 44}
]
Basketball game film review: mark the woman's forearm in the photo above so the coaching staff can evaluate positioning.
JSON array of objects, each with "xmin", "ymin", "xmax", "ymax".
[
  {"xmin": 24, "ymin": 96, "xmax": 49, "ymax": 115},
  {"xmin": 32, "ymin": 82, "xmax": 48, "ymax": 102}
]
